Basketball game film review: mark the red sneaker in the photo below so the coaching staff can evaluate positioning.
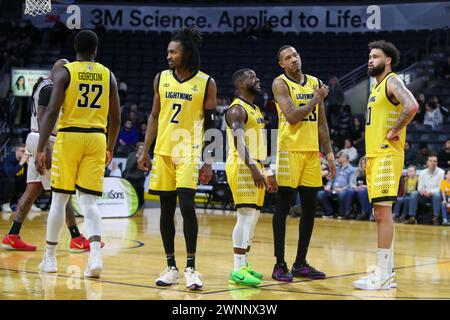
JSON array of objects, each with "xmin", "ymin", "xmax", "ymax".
[
  {"xmin": 1, "ymin": 234, "xmax": 37, "ymax": 251},
  {"xmin": 70, "ymin": 235, "xmax": 105, "ymax": 253}
]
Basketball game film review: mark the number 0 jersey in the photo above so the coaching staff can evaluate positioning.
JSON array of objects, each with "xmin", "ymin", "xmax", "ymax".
[
  {"xmin": 155, "ymin": 69, "xmax": 210, "ymax": 158},
  {"xmin": 58, "ymin": 61, "xmax": 111, "ymax": 132},
  {"xmin": 275, "ymin": 73, "xmax": 321, "ymax": 152},
  {"xmin": 365, "ymin": 72, "xmax": 405, "ymax": 157}
]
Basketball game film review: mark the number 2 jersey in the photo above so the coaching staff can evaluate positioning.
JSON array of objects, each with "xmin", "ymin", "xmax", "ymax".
[
  {"xmin": 155, "ymin": 69, "xmax": 210, "ymax": 158},
  {"xmin": 275, "ymin": 73, "xmax": 321, "ymax": 152},
  {"xmin": 59, "ymin": 61, "xmax": 111, "ymax": 132},
  {"xmin": 365, "ymin": 72, "xmax": 405, "ymax": 158}
]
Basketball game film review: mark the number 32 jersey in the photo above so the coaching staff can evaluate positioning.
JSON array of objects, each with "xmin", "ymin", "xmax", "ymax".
[
  {"xmin": 275, "ymin": 73, "xmax": 321, "ymax": 152},
  {"xmin": 59, "ymin": 61, "xmax": 111, "ymax": 132},
  {"xmin": 155, "ymin": 69, "xmax": 210, "ymax": 158}
]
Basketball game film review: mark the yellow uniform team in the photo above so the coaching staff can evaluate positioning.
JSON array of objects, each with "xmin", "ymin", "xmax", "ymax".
[
  {"xmin": 225, "ymin": 97, "xmax": 267, "ymax": 209},
  {"xmin": 275, "ymin": 73, "xmax": 323, "ymax": 190},
  {"xmin": 366, "ymin": 72, "xmax": 405, "ymax": 204},
  {"xmin": 149, "ymin": 69, "xmax": 211, "ymax": 194},
  {"xmin": 51, "ymin": 61, "xmax": 110, "ymax": 196}
]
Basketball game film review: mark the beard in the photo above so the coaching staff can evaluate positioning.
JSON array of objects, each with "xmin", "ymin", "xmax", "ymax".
[
  {"xmin": 367, "ymin": 63, "xmax": 385, "ymax": 77},
  {"xmin": 248, "ymin": 85, "xmax": 261, "ymax": 95}
]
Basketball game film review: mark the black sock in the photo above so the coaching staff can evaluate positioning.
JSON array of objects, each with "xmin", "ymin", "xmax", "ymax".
[
  {"xmin": 8, "ymin": 220, "xmax": 22, "ymax": 235},
  {"xmin": 294, "ymin": 188, "xmax": 318, "ymax": 267},
  {"xmin": 68, "ymin": 225, "xmax": 81, "ymax": 239},
  {"xmin": 167, "ymin": 255, "xmax": 177, "ymax": 268},
  {"xmin": 160, "ymin": 193, "xmax": 178, "ymax": 257},
  {"xmin": 273, "ymin": 187, "xmax": 295, "ymax": 265},
  {"xmin": 187, "ymin": 256, "xmax": 195, "ymax": 269}
]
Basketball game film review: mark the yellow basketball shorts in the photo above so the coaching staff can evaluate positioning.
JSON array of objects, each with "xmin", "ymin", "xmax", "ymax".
[
  {"xmin": 276, "ymin": 151, "xmax": 322, "ymax": 190},
  {"xmin": 51, "ymin": 131, "xmax": 106, "ymax": 196},
  {"xmin": 366, "ymin": 154, "xmax": 404, "ymax": 204},
  {"xmin": 225, "ymin": 160, "xmax": 265, "ymax": 209},
  {"xmin": 148, "ymin": 153, "xmax": 200, "ymax": 194}
]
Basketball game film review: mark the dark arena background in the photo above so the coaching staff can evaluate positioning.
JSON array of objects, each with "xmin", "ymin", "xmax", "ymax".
[{"xmin": 0, "ymin": 0, "xmax": 449, "ymax": 308}]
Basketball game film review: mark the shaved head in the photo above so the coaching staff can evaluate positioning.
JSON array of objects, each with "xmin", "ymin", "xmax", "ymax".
[{"xmin": 50, "ymin": 58, "xmax": 69, "ymax": 78}]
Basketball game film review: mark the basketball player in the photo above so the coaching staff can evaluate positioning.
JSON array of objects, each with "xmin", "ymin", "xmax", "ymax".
[
  {"xmin": 226, "ymin": 69, "xmax": 278, "ymax": 286},
  {"xmin": 35, "ymin": 30, "xmax": 121, "ymax": 278},
  {"xmin": 2, "ymin": 59, "xmax": 96, "ymax": 253},
  {"xmin": 137, "ymin": 27, "xmax": 216, "ymax": 290},
  {"xmin": 271, "ymin": 45, "xmax": 335, "ymax": 282},
  {"xmin": 353, "ymin": 41, "xmax": 418, "ymax": 290}
]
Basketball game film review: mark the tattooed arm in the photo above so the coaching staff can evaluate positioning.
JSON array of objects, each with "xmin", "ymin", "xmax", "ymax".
[
  {"xmin": 226, "ymin": 105, "xmax": 266, "ymax": 189},
  {"xmin": 272, "ymin": 78, "xmax": 329, "ymax": 125},
  {"xmin": 318, "ymin": 101, "xmax": 336, "ymax": 180},
  {"xmin": 386, "ymin": 76, "xmax": 419, "ymax": 141}
]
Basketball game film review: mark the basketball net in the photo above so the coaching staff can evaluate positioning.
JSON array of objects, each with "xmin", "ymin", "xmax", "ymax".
[{"xmin": 24, "ymin": 0, "xmax": 52, "ymax": 16}]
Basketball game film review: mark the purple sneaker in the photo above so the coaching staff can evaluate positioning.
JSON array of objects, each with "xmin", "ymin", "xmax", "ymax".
[
  {"xmin": 271, "ymin": 263, "xmax": 293, "ymax": 282},
  {"xmin": 291, "ymin": 262, "xmax": 326, "ymax": 279}
]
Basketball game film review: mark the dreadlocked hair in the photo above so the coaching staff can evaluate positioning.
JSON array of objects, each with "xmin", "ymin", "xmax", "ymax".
[{"xmin": 171, "ymin": 27, "xmax": 203, "ymax": 72}]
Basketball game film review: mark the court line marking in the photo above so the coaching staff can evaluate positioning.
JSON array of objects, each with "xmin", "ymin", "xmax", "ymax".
[{"xmin": 0, "ymin": 259, "xmax": 448, "ymax": 298}]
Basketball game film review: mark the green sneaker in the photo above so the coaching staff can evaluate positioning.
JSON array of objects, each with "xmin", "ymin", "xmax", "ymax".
[
  {"xmin": 245, "ymin": 263, "xmax": 263, "ymax": 279},
  {"xmin": 229, "ymin": 267, "xmax": 261, "ymax": 286}
]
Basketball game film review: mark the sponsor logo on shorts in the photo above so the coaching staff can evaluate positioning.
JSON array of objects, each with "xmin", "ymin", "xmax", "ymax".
[{"xmin": 382, "ymin": 190, "xmax": 388, "ymax": 194}]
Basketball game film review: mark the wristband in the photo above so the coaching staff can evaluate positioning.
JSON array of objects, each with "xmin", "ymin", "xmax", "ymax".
[{"xmin": 263, "ymin": 167, "xmax": 274, "ymax": 177}]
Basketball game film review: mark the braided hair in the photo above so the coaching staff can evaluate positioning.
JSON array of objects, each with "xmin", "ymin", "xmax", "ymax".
[{"xmin": 170, "ymin": 27, "xmax": 203, "ymax": 73}]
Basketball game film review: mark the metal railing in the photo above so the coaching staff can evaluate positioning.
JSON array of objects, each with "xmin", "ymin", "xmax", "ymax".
[{"xmin": 338, "ymin": 63, "xmax": 367, "ymax": 91}]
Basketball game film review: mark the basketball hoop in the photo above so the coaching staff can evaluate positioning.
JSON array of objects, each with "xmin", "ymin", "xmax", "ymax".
[{"xmin": 24, "ymin": 0, "xmax": 52, "ymax": 16}]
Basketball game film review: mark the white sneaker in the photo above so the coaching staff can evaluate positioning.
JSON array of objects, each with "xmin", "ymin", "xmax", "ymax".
[
  {"xmin": 2, "ymin": 203, "xmax": 11, "ymax": 213},
  {"xmin": 30, "ymin": 204, "xmax": 42, "ymax": 212},
  {"xmin": 39, "ymin": 254, "xmax": 58, "ymax": 273},
  {"xmin": 84, "ymin": 253, "xmax": 103, "ymax": 278},
  {"xmin": 353, "ymin": 271, "xmax": 396, "ymax": 290},
  {"xmin": 156, "ymin": 266, "xmax": 179, "ymax": 286},
  {"xmin": 184, "ymin": 267, "xmax": 203, "ymax": 290}
]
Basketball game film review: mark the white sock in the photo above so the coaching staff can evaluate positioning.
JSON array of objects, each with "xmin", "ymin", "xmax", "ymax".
[
  {"xmin": 46, "ymin": 244, "xmax": 56, "ymax": 258},
  {"xmin": 233, "ymin": 254, "xmax": 246, "ymax": 272},
  {"xmin": 376, "ymin": 248, "xmax": 390, "ymax": 277},
  {"xmin": 90, "ymin": 241, "xmax": 101, "ymax": 255},
  {"xmin": 244, "ymin": 252, "xmax": 248, "ymax": 266},
  {"xmin": 78, "ymin": 192, "xmax": 102, "ymax": 238},
  {"xmin": 46, "ymin": 193, "xmax": 70, "ymax": 243}
]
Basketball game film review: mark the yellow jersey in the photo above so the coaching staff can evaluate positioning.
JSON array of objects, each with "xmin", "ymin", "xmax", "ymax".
[
  {"xmin": 58, "ymin": 61, "xmax": 110, "ymax": 132},
  {"xmin": 275, "ymin": 73, "xmax": 320, "ymax": 152},
  {"xmin": 155, "ymin": 69, "xmax": 210, "ymax": 158},
  {"xmin": 226, "ymin": 97, "xmax": 267, "ymax": 162},
  {"xmin": 365, "ymin": 72, "xmax": 405, "ymax": 157}
]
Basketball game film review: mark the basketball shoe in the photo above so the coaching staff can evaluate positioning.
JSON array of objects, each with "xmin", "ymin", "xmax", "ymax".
[
  {"xmin": 229, "ymin": 266, "xmax": 261, "ymax": 286},
  {"xmin": 84, "ymin": 252, "xmax": 103, "ymax": 278},
  {"xmin": 156, "ymin": 266, "xmax": 179, "ymax": 286},
  {"xmin": 353, "ymin": 271, "xmax": 397, "ymax": 290},
  {"xmin": 2, "ymin": 234, "xmax": 37, "ymax": 251},
  {"xmin": 70, "ymin": 235, "xmax": 105, "ymax": 253},
  {"xmin": 271, "ymin": 262, "xmax": 293, "ymax": 282},
  {"xmin": 184, "ymin": 267, "xmax": 203, "ymax": 290},
  {"xmin": 245, "ymin": 263, "xmax": 263, "ymax": 279},
  {"xmin": 39, "ymin": 253, "xmax": 57, "ymax": 273},
  {"xmin": 291, "ymin": 261, "xmax": 326, "ymax": 279}
]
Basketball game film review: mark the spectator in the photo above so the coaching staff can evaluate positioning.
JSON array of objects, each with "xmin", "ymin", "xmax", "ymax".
[
  {"xmin": 440, "ymin": 169, "xmax": 450, "ymax": 226},
  {"xmin": 318, "ymin": 152, "xmax": 356, "ymax": 219},
  {"xmin": 0, "ymin": 143, "xmax": 28, "ymax": 212},
  {"xmin": 414, "ymin": 143, "xmax": 430, "ymax": 168},
  {"xmin": 117, "ymin": 119, "xmax": 139, "ymax": 154},
  {"xmin": 393, "ymin": 165, "xmax": 418, "ymax": 222},
  {"xmin": 130, "ymin": 104, "xmax": 144, "ymax": 124},
  {"xmin": 326, "ymin": 76, "xmax": 345, "ymax": 125},
  {"xmin": 438, "ymin": 140, "xmax": 450, "ymax": 169},
  {"xmin": 432, "ymin": 95, "xmax": 448, "ymax": 120},
  {"xmin": 423, "ymin": 101, "xmax": 443, "ymax": 130},
  {"xmin": 340, "ymin": 138, "xmax": 358, "ymax": 164},
  {"xmin": 262, "ymin": 91, "xmax": 277, "ymax": 129},
  {"xmin": 353, "ymin": 156, "xmax": 372, "ymax": 221},
  {"xmin": 412, "ymin": 93, "xmax": 426, "ymax": 125},
  {"xmin": 123, "ymin": 143, "xmax": 147, "ymax": 208},
  {"xmin": 128, "ymin": 110, "xmax": 139, "ymax": 128},
  {"xmin": 404, "ymin": 141, "xmax": 415, "ymax": 167},
  {"xmin": 320, "ymin": 152, "xmax": 330, "ymax": 185},
  {"xmin": 405, "ymin": 154, "xmax": 444, "ymax": 225},
  {"xmin": 351, "ymin": 117, "xmax": 364, "ymax": 153}
]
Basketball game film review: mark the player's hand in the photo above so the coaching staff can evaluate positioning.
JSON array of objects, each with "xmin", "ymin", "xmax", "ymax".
[
  {"xmin": 326, "ymin": 158, "xmax": 336, "ymax": 180},
  {"xmin": 386, "ymin": 129, "xmax": 400, "ymax": 141},
  {"xmin": 105, "ymin": 150, "xmax": 113, "ymax": 167},
  {"xmin": 35, "ymin": 151, "xmax": 46, "ymax": 175},
  {"xmin": 137, "ymin": 152, "xmax": 151, "ymax": 172},
  {"xmin": 314, "ymin": 85, "xmax": 329, "ymax": 102},
  {"xmin": 266, "ymin": 175, "xmax": 278, "ymax": 193},
  {"xmin": 199, "ymin": 163, "xmax": 213, "ymax": 184},
  {"xmin": 251, "ymin": 165, "xmax": 267, "ymax": 189}
]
